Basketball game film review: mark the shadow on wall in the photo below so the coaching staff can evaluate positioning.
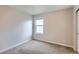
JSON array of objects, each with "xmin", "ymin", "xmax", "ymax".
[{"xmin": 0, "ymin": 6, "xmax": 32, "ymax": 52}]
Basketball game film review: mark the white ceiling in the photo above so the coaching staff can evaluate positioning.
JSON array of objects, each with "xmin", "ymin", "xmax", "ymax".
[{"xmin": 9, "ymin": 5, "xmax": 73, "ymax": 15}]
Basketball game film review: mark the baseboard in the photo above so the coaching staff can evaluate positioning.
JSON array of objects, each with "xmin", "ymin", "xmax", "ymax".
[
  {"xmin": 33, "ymin": 39, "xmax": 74, "ymax": 49},
  {"xmin": 0, "ymin": 39, "xmax": 31, "ymax": 53}
]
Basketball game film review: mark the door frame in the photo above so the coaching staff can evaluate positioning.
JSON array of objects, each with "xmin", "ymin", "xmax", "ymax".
[{"xmin": 76, "ymin": 9, "xmax": 79, "ymax": 53}]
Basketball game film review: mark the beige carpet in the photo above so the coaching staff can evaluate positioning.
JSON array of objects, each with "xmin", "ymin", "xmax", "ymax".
[{"xmin": 1, "ymin": 40, "xmax": 76, "ymax": 54}]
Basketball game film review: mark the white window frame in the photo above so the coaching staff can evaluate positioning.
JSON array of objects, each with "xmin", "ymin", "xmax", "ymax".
[{"xmin": 35, "ymin": 19, "xmax": 44, "ymax": 34}]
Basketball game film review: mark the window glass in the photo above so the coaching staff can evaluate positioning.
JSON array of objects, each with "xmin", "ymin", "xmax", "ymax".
[{"xmin": 35, "ymin": 19, "xmax": 44, "ymax": 34}]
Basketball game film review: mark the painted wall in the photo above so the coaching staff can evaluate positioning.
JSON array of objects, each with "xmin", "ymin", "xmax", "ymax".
[
  {"xmin": 33, "ymin": 7, "xmax": 74, "ymax": 48},
  {"xmin": 0, "ymin": 6, "xmax": 32, "ymax": 52}
]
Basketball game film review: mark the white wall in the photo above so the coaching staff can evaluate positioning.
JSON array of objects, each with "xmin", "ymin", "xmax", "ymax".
[
  {"xmin": 0, "ymin": 6, "xmax": 32, "ymax": 52},
  {"xmin": 33, "ymin": 7, "xmax": 74, "ymax": 48}
]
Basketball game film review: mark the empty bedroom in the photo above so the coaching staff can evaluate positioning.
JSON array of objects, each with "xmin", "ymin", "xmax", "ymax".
[{"xmin": 0, "ymin": 5, "xmax": 78, "ymax": 54}]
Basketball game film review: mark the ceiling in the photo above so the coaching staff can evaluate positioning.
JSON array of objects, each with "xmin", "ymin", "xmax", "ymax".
[{"xmin": 9, "ymin": 5, "xmax": 73, "ymax": 15}]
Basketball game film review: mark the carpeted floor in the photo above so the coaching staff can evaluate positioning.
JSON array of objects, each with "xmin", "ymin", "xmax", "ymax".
[{"xmin": 1, "ymin": 40, "xmax": 76, "ymax": 54}]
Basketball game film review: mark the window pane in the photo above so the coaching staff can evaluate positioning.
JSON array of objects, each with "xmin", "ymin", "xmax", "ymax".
[
  {"xmin": 35, "ymin": 19, "xmax": 43, "ymax": 25},
  {"xmin": 36, "ymin": 26, "xmax": 43, "ymax": 34}
]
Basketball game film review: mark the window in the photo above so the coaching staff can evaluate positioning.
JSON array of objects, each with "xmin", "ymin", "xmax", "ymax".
[{"xmin": 35, "ymin": 19, "xmax": 44, "ymax": 34}]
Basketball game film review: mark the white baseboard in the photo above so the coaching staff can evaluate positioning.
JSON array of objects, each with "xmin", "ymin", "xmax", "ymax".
[
  {"xmin": 0, "ymin": 39, "xmax": 31, "ymax": 53},
  {"xmin": 34, "ymin": 39, "xmax": 73, "ymax": 48}
]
